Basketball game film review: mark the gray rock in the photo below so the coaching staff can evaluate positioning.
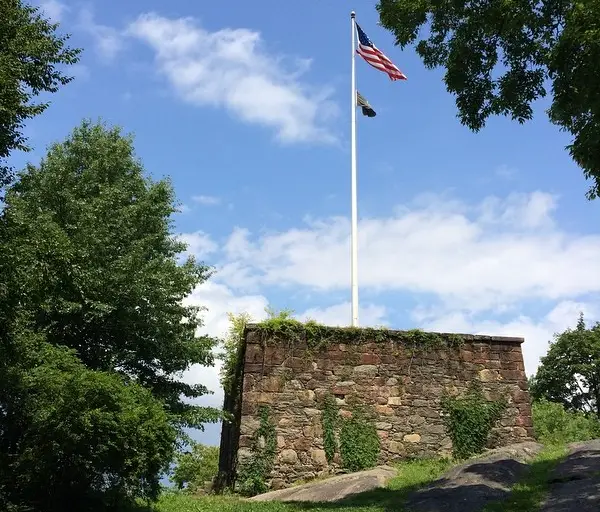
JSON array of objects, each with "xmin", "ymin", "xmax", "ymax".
[
  {"xmin": 541, "ymin": 440, "xmax": 600, "ymax": 512},
  {"xmin": 249, "ymin": 466, "xmax": 397, "ymax": 502}
]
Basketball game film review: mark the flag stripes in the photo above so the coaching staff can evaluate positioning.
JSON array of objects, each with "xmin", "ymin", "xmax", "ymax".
[{"xmin": 356, "ymin": 23, "xmax": 407, "ymax": 81}]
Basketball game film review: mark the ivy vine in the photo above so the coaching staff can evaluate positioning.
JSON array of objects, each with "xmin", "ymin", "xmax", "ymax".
[
  {"xmin": 319, "ymin": 395, "xmax": 381, "ymax": 472},
  {"xmin": 320, "ymin": 394, "xmax": 339, "ymax": 463},
  {"xmin": 235, "ymin": 406, "xmax": 277, "ymax": 496},
  {"xmin": 441, "ymin": 381, "xmax": 507, "ymax": 460}
]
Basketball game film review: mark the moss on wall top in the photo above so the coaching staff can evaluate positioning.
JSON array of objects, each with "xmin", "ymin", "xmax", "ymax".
[{"xmin": 245, "ymin": 317, "xmax": 524, "ymax": 352}]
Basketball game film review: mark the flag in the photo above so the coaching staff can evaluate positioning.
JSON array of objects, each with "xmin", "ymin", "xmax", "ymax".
[
  {"xmin": 356, "ymin": 23, "xmax": 407, "ymax": 81},
  {"xmin": 356, "ymin": 91, "xmax": 376, "ymax": 117}
]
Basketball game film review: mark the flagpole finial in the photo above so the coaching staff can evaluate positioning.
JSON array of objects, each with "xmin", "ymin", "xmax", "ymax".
[{"xmin": 351, "ymin": 11, "xmax": 356, "ymax": 18}]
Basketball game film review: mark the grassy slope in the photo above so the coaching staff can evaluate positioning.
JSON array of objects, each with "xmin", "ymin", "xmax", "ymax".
[{"xmin": 155, "ymin": 446, "xmax": 570, "ymax": 512}]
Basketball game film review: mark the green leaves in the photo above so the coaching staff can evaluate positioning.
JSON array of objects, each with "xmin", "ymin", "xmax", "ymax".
[
  {"xmin": 377, "ymin": 0, "xmax": 600, "ymax": 199},
  {"xmin": 2, "ymin": 120, "xmax": 218, "ymax": 426},
  {"xmin": 0, "ymin": 0, "xmax": 81, "ymax": 191},
  {"xmin": 0, "ymin": 335, "xmax": 177, "ymax": 510},
  {"xmin": 441, "ymin": 381, "xmax": 506, "ymax": 460},
  {"xmin": 530, "ymin": 314, "xmax": 600, "ymax": 417},
  {"xmin": 171, "ymin": 442, "xmax": 220, "ymax": 493},
  {"xmin": 339, "ymin": 404, "xmax": 381, "ymax": 472}
]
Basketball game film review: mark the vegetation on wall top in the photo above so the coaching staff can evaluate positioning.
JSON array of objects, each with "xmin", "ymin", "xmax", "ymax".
[{"xmin": 249, "ymin": 309, "xmax": 465, "ymax": 351}]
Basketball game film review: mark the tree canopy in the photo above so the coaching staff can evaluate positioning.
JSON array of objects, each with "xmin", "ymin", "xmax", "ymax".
[
  {"xmin": 1, "ymin": 120, "xmax": 219, "ymax": 428},
  {"xmin": 377, "ymin": 0, "xmax": 600, "ymax": 199},
  {"xmin": 530, "ymin": 314, "xmax": 600, "ymax": 418},
  {"xmin": 0, "ymin": 120, "xmax": 220, "ymax": 510},
  {"xmin": 0, "ymin": 0, "xmax": 80, "ymax": 192}
]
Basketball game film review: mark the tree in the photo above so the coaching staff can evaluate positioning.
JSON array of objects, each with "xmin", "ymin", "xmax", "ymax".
[
  {"xmin": 0, "ymin": 328, "xmax": 177, "ymax": 511},
  {"xmin": 530, "ymin": 314, "xmax": 600, "ymax": 418},
  {"xmin": 170, "ymin": 442, "xmax": 220, "ymax": 493},
  {"xmin": 0, "ymin": 0, "xmax": 81, "ymax": 192},
  {"xmin": 377, "ymin": 0, "xmax": 600, "ymax": 199},
  {"xmin": 1, "ymin": 120, "xmax": 220, "ymax": 431}
]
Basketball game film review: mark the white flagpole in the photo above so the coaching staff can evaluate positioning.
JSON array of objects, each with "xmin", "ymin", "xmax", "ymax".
[{"xmin": 350, "ymin": 11, "xmax": 359, "ymax": 327}]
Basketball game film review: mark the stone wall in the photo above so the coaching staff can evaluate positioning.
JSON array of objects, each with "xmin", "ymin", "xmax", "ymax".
[{"xmin": 221, "ymin": 325, "xmax": 534, "ymax": 489}]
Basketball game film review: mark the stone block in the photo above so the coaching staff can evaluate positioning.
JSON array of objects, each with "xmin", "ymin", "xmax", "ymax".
[
  {"xmin": 279, "ymin": 449, "xmax": 298, "ymax": 465},
  {"xmin": 403, "ymin": 433, "xmax": 422, "ymax": 443},
  {"xmin": 310, "ymin": 449, "xmax": 328, "ymax": 467},
  {"xmin": 388, "ymin": 397, "xmax": 402, "ymax": 406}
]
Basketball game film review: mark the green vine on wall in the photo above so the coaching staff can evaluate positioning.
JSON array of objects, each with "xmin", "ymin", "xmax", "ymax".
[
  {"xmin": 339, "ymin": 403, "xmax": 381, "ymax": 472},
  {"xmin": 319, "ymin": 395, "xmax": 381, "ymax": 472},
  {"xmin": 235, "ymin": 406, "xmax": 277, "ymax": 496},
  {"xmin": 441, "ymin": 381, "xmax": 507, "ymax": 460},
  {"xmin": 254, "ymin": 316, "xmax": 465, "ymax": 353},
  {"xmin": 320, "ymin": 394, "xmax": 339, "ymax": 463}
]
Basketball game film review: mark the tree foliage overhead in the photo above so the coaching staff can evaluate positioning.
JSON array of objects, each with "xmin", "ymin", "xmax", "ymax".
[
  {"xmin": 1, "ymin": 120, "xmax": 219, "ymax": 429},
  {"xmin": 0, "ymin": 0, "xmax": 80, "ymax": 191},
  {"xmin": 530, "ymin": 314, "xmax": 600, "ymax": 418},
  {"xmin": 377, "ymin": 0, "xmax": 600, "ymax": 199}
]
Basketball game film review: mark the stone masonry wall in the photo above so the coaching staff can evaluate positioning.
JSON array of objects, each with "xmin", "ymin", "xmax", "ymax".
[{"xmin": 233, "ymin": 325, "xmax": 534, "ymax": 489}]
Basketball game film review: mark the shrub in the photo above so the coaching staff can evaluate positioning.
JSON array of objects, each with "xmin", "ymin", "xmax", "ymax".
[
  {"xmin": 171, "ymin": 442, "xmax": 219, "ymax": 493},
  {"xmin": 441, "ymin": 381, "xmax": 506, "ymax": 460},
  {"xmin": 532, "ymin": 399, "xmax": 600, "ymax": 445},
  {"xmin": 339, "ymin": 405, "xmax": 381, "ymax": 472}
]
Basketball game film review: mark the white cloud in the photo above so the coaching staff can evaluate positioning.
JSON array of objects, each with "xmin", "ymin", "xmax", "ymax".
[
  {"xmin": 39, "ymin": 0, "xmax": 67, "ymax": 22},
  {"xmin": 178, "ymin": 189, "xmax": 600, "ymax": 410},
  {"xmin": 127, "ymin": 13, "xmax": 337, "ymax": 144},
  {"xmin": 78, "ymin": 7, "xmax": 123, "ymax": 62},
  {"xmin": 418, "ymin": 300, "xmax": 598, "ymax": 376},
  {"xmin": 203, "ymin": 191, "xmax": 600, "ymax": 312},
  {"xmin": 300, "ymin": 302, "xmax": 388, "ymax": 327},
  {"xmin": 193, "ymin": 195, "xmax": 221, "ymax": 206},
  {"xmin": 178, "ymin": 231, "xmax": 218, "ymax": 260}
]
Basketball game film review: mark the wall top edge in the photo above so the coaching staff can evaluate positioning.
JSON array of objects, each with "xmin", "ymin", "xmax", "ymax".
[{"xmin": 243, "ymin": 323, "xmax": 525, "ymax": 345}]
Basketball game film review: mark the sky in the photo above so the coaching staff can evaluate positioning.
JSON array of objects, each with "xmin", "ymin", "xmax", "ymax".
[{"xmin": 11, "ymin": 0, "xmax": 600, "ymax": 447}]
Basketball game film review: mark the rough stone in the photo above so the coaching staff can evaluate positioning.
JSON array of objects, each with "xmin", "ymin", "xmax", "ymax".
[
  {"xmin": 404, "ymin": 433, "xmax": 422, "ymax": 443},
  {"xmin": 230, "ymin": 326, "xmax": 533, "ymax": 490},
  {"xmin": 279, "ymin": 449, "xmax": 298, "ymax": 465},
  {"xmin": 250, "ymin": 466, "xmax": 398, "ymax": 502},
  {"xmin": 310, "ymin": 449, "xmax": 328, "ymax": 467}
]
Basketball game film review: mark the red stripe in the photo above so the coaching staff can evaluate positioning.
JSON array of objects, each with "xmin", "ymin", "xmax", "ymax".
[{"xmin": 357, "ymin": 43, "xmax": 407, "ymax": 81}]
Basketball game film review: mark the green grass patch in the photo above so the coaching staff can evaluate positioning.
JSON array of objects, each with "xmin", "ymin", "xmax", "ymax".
[
  {"xmin": 483, "ymin": 444, "xmax": 569, "ymax": 512},
  {"xmin": 152, "ymin": 457, "xmax": 452, "ymax": 512}
]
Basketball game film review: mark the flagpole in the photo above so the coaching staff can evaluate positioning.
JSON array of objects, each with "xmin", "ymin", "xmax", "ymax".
[{"xmin": 350, "ymin": 11, "xmax": 359, "ymax": 327}]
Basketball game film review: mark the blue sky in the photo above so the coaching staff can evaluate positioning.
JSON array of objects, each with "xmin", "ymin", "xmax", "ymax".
[{"xmin": 12, "ymin": 0, "xmax": 600, "ymax": 447}]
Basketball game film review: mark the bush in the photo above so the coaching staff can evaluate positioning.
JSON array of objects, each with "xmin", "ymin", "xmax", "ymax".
[
  {"xmin": 0, "ymin": 338, "xmax": 177, "ymax": 512},
  {"xmin": 339, "ymin": 406, "xmax": 381, "ymax": 472},
  {"xmin": 441, "ymin": 381, "xmax": 506, "ymax": 460},
  {"xmin": 171, "ymin": 442, "xmax": 219, "ymax": 493},
  {"xmin": 532, "ymin": 399, "xmax": 600, "ymax": 445}
]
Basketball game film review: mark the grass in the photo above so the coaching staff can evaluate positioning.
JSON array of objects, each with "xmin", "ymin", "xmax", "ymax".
[
  {"xmin": 153, "ymin": 457, "xmax": 452, "ymax": 512},
  {"xmin": 482, "ymin": 444, "xmax": 568, "ymax": 512},
  {"xmin": 152, "ymin": 446, "xmax": 571, "ymax": 512}
]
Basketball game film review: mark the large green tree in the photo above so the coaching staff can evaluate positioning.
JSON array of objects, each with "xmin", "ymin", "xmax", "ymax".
[
  {"xmin": 377, "ymin": 0, "xmax": 600, "ymax": 199},
  {"xmin": 530, "ymin": 314, "xmax": 600, "ymax": 418},
  {"xmin": 1, "ymin": 120, "xmax": 219, "ymax": 430},
  {"xmin": 0, "ymin": 0, "xmax": 80, "ymax": 192}
]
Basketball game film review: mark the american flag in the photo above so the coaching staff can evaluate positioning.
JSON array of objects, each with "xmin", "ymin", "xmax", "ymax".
[{"xmin": 356, "ymin": 23, "xmax": 407, "ymax": 81}]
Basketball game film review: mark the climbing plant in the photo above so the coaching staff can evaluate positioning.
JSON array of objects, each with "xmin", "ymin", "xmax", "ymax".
[
  {"xmin": 441, "ymin": 381, "xmax": 507, "ymax": 460},
  {"xmin": 320, "ymin": 394, "xmax": 339, "ymax": 463},
  {"xmin": 235, "ymin": 406, "xmax": 277, "ymax": 496},
  {"xmin": 338, "ymin": 403, "xmax": 381, "ymax": 472}
]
